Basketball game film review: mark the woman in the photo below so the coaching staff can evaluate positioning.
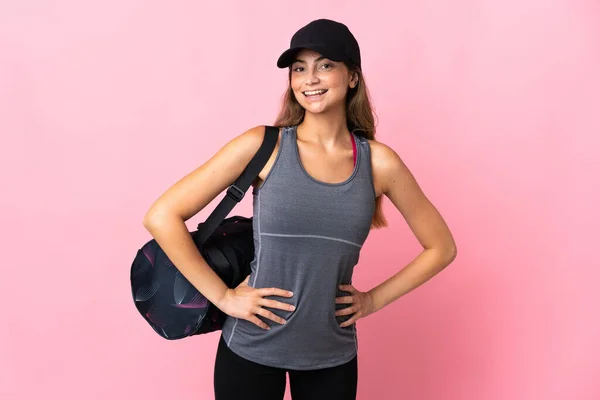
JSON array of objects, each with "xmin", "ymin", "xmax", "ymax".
[{"xmin": 143, "ymin": 19, "xmax": 457, "ymax": 400}]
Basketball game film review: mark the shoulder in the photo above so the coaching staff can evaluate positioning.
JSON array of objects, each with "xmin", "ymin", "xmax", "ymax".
[
  {"xmin": 239, "ymin": 125, "xmax": 286, "ymax": 143},
  {"xmin": 223, "ymin": 125, "xmax": 283, "ymax": 155},
  {"xmin": 365, "ymin": 138, "xmax": 412, "ymax": 195},
  {"xmin": 366, "ymin": 138, "xmax": 406, "ymax": 174},
  {"xmin": 235, "ymin": 125, "xmax": 269, "ymax": 148}
]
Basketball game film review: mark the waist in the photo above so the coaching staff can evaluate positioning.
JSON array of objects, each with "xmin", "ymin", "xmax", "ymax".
[{"xmin": 221, "ymin": 307, "xmax": 357, "ymax": 370}]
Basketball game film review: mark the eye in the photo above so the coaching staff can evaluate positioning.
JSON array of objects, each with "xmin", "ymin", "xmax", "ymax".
[
  {"xmin": 320, "ymin": 63, "xmax": 332, "ymax": 70},
  {"xmin": 292, "ymin": 66, "xmax": 304, "ymax": 72}
]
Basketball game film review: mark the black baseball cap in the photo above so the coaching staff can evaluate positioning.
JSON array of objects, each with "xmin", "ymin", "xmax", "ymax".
[{"xmin": 277, "ymin": 19, "xmax": 361, "ymax": 69}]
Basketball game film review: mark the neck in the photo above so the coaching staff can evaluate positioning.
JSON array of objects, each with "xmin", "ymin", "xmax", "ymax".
[{"xmin": 297, "ymin": 107, "xmax": 350, "ymax": 145}]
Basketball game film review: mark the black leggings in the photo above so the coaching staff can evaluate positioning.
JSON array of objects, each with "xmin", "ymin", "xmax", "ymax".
[{"xmin": 214, "ymin": 335, "xmax": 358, "ymax": 400}]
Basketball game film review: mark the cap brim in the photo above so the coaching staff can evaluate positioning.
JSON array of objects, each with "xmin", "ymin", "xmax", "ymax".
[{"xmin": 276, "ymin": 44, "xmax": 342, "ymax": 68}]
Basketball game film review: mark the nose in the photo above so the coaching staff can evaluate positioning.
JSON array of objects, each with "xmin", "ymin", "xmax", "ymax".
[{"xmin": 305, "ymin": 70, "xmax": 320, "ymax": 86}]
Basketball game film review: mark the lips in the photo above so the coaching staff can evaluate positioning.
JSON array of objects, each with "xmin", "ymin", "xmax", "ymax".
[{"xmin": 303, "ymin": 89, "xmax": 328, "ymax": 97}]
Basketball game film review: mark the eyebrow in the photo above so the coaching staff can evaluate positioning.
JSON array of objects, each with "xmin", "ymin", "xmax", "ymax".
[{"xmin": 292, "ymin": 56, "xmax": 328, "ymax": 64}]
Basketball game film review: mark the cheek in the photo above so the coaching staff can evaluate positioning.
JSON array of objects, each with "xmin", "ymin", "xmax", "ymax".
[
  {"xmin": 329, "ymin": 80, "xmax": 350, "ymax": 99},
  {"xmin": 327, "ymin": 74, "xmax": 350, "ymax": 92},
  {"xmin": 291, "ymin": 86, "xmax": 303, "ymax": 102},
  {"xmin": 290, "ymin": 84, "xmax": 304, "ymax": 101},
  {"xmin": 290, "ymin": 75, "xmax": 302, "ymax": 91}
]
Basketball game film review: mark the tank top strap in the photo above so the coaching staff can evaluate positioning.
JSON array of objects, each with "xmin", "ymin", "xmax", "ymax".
[
  {"xmin": 351, "ymin": 132, "xmax": 377, "ymax": 200},
  {"xmin": 275, "ymin": 126, "xmax": 300, "ymax": 167}
]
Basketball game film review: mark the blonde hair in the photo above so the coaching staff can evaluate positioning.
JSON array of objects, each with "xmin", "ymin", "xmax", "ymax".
[{"xmin": 273, "ymin": 65, "xmax": 387, "ymax": 229}]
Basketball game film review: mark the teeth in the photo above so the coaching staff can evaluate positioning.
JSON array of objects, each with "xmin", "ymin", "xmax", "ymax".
[{"xmin": 304, "ymin": 89, "xmax": 326, "ymax": 96}]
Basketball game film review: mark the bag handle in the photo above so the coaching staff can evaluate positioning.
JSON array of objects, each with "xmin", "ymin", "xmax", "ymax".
[{"xmin": 195, "ymin": 125, "xmax": 279, "ymax": 245}]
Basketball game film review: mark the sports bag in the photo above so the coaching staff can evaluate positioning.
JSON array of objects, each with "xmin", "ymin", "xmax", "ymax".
[{"xmin": 130, "ymin": 126, "xmax": 279, "ymax": 340}]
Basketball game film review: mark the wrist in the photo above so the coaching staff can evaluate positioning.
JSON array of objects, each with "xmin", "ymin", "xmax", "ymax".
[
  {"xmin": 366, "ymin": 289, "xmax": 379, "ymax": 314},
  {"xmin": 215, "ymin": 288, "xmax": 233, "ymax": 312}
]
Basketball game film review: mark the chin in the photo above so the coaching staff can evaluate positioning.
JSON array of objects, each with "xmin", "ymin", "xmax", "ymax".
[
  {"xmin": 302, "ymin": 103, "xmax": 329, "ymax": 114},
  {"xmin": 297, "ymin": 98, "xmax": 340, "ymax": 114}
]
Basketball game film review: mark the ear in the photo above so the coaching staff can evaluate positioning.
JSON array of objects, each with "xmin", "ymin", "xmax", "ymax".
[{"xmin": 349, "ymin": 72, "xmax": 359, "ymax": 88}]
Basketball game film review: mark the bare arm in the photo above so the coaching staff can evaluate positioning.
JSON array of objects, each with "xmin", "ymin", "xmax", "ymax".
[
  {"xmin": 142, "ymin": 125, "xmax": 290, "ymax": 320},
  {"xmin": 367, "ymin": 142, "xmax": 457, "ymax": 313}
]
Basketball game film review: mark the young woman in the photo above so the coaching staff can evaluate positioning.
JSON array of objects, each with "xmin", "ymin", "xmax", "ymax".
[{"xmin": 143, "ymin": 19, "xmax": 457, "ymax": 400}]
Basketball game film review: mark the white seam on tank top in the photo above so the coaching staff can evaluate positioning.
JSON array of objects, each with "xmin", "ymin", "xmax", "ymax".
[
  {"xmin": 227, "ymin": 311, "xmax": 239, "ymax": 347},
  {"xmin": 227, "ymin": 190, "xmax": 263, "ymax": 347},
  {"xmin": 260, "ymin": 233, "xmax": 362, "ymax": 248},
  {"xmin": 252, "ymin": 190, "xmax": 263, "ymax": 287}
]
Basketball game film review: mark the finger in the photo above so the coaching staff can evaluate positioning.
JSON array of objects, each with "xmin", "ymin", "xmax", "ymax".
[
  {"xmin": 335, "ymin": 306, "xmax": 357, "ymax": 317},
  {"xmin": 335, "ymin": 296, "xmax": 354, "ymax": 304},
  {"xmin": 260, "ymin": 298, "xmax": 296, "ymax": 312},
  {"xmin": 339, "ymin": 284, "xmax": 356, "ymax": 293},
  {"xmin": 249, "ymin": 316, "xmax": 270, "ymax": 330},
  {"xmin": 258, "ymin": 287, "xmax": 294, "ymax": 298},
  {"xmin": 340, "ymin": 314, "xmax": 359, "ymax": 328},
  {"xmin": 255, "ymin": 307, "xmax": 286, "ymax": 325}
]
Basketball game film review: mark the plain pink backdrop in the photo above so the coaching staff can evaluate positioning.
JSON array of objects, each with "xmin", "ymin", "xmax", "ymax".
[{"xmin": 1, "ymin": 1, "xmax": 599, "ymax": 399}]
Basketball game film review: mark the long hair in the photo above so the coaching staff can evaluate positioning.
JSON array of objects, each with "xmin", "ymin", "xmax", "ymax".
[{"xmin": 273, "ymin": 65, "xmax": 388, "ymax": 229}]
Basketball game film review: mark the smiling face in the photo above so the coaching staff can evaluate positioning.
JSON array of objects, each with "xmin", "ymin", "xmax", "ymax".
[{"xmin": 289, "ymin": 49, "xmax": 358, "ymax": 115}]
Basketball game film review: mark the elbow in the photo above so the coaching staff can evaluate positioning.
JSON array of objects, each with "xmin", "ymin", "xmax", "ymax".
[
  {"xmin": 142, "ymin": 214, "xmax": 157, "ymax": 232},
  {"xmin": 142, "ymin": 210, "xmax": 156, "ymax": 230},
  {"xmin": 448, "ymin": 245, "xmax": 457, "ymax": 263},
  {"xmin": 142, "ymin": 208, "xmax": 172, "ymax": 231},
  {"xmin": 431, "ymin": 240, "xmax": 457, "ymax": 267},
  {"xmin": 444, "ymin": 242, "xmax": 458, "ymax": 265}
]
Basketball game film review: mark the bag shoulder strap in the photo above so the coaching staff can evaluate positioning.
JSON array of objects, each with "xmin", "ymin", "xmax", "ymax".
[{"xmin": 196, "ymin": 125, "xmax": 279, "ymax": 244}]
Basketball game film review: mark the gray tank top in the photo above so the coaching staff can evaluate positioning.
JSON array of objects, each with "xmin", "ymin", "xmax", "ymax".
[{"xmin": 221, "ymin": 125, "xmax": 376, "ymax": 370}]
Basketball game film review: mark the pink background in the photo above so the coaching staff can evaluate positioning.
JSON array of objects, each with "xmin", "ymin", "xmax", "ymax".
[{"xmin": 1, "ymin": 1, "xmax": 599, "ymax": 399}]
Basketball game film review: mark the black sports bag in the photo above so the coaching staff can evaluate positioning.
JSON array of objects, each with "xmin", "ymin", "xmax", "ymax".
[{"xmin": 130, "ymin": 126, "xmax": 279, "ymax": 340}]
